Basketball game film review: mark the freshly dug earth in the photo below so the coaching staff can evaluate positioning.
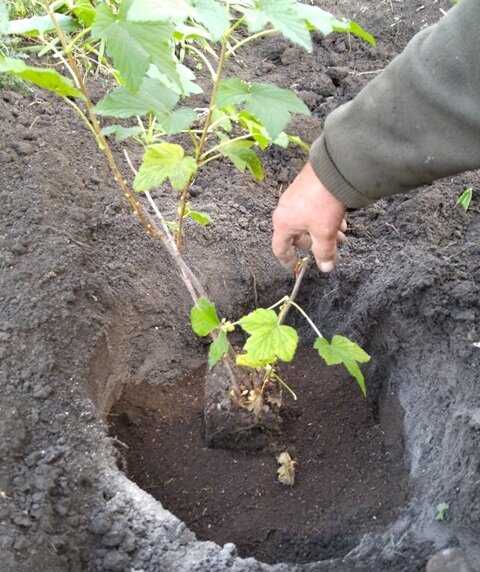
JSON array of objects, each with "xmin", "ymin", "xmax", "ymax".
[
  {"xmin": 110, "ymin": 348, "xmax": 407, "ymax": 564},
  {"xmin": 2, "ymin": 0, "xmax": 480, "ymax": 571}
]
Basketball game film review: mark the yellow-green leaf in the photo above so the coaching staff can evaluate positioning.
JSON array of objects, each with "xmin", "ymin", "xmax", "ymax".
[{"xmin": 134, "ymin": 143, "xmax": 197, "ymax": 192}]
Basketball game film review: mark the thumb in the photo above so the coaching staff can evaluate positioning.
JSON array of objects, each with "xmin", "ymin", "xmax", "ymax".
[{"xmin": 311, "ymin": 234, "xmax": 337, "ymax": 273}]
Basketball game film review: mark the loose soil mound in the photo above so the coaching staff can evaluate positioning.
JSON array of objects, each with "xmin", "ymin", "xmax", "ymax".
[{"xmin": 110, "ymin": 348, "xmax": 407, "ymax": 564}]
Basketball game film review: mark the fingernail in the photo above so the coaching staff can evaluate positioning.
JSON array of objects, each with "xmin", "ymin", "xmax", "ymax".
[{"xmin": 319, "ymin": 261, "xmax": 334, "ymax": 273}]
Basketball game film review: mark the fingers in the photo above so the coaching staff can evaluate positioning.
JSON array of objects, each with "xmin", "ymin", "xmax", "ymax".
[
  {"xmin": 341, "ymin": 218, "xmax": 347, "ymax": 232},
  {"xmin": 272, "ymin": 226, "xmax": 298, "ymax": 270},
  {"xmin": 311, "ymin": 231, "xmax": 338, "ymax": 273}
]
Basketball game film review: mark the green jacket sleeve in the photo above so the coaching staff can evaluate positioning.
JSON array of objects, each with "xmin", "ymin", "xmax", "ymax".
[{"xmin": 309, "ymin": 0, "xmax": 480, "ymax": 208}]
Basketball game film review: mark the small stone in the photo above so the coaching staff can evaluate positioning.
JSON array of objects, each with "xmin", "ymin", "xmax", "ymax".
[
  {"xmin": 11, "ymin": 141, "xmax": 34, "ymax": 156},
  {"xmin": 326, "ymin": 66, "xmax": 350, "ymax": 83},
  {"xmin": 89, "ymin": 514, "xmax": 113, "ymax": 535},
  {"xmin": 103, "ymin": 550, "xmax": 130, "ymax": 571},
  {"xmin": 426, "ymin": 548, "xmax": 474, "ymax": 572},
  {"xmin": 310, "ymin": 73, "xmax": 336, "ymax": 97},
  {"xmin": 32, "ymin": 385, "xmax": 52, "ymax": 400},
  {"xmin": 280, "ymin": 46, "xmax": 302, "ymax": 65}
]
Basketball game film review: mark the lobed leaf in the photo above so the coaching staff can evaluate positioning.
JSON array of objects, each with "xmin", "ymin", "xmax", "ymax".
[
  {"xmin": 134, "ymin": 142, "xmax": 197, "ymax": 192},
  {"xmin": 0, "ymin": 56, "xmax": 84, "ymax": 98},
  {"xmin": 6, "ymin": 14, "xmax": 77, "ymax": 35},
  {"xmin": 208, "ymin": 330, "xmax": 229, "ymax": 368},
  {"xmin": 217, "ymin": 79, "xmax": 310, "ymax": 139},
  {"xmin": 239, "ymin": 308, "xmax": 298, "ymax": 363},
  {"xmin": 191, "ymin": 297, "xmax": 221, "ymax": 337},
  {"xmin": 91, "ymin": 2, "xmax": 178, "ymax": 92},
  {"xmin": 94, "ymin": 77, "xmax": 178, "ymax": 119},
  {"xmin": 220, "ymin": 139, "xmax": 264, "ymax": 181},
  {"xmin": 245, "ymin": 0, "xmax": 312, "ymax": 51},
  {"xmin": 314, "ymin": 335, "xmax": 370, "ymax": 396},
  {"xmin": 190, "ymin": 0, "xmax": 230, "ymax": 41}
]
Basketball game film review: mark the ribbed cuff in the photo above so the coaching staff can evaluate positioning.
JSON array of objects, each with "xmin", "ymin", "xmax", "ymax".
[{"xmin": 309, "ymin": 135, "xmax": 372, "ymax": 209}]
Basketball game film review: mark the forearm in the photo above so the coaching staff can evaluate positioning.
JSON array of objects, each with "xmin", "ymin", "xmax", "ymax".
[{"xmin": 310, "ymin": 0, "xmax": 480, "ymax": 208}]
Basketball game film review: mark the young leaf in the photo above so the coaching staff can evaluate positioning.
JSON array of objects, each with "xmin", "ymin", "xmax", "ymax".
[
  {"xmin": 91, "ymin": 3, "xmax": 178, "ymax": 92},
  {"xmin": 245, "ymin": 0, "xmax": 312, "ymax": 51},
  {"xmin": 191, "ymin": 297, "xmax": 221, "ymax": 336},
  {"xmin": 7, "ymin": 14, "xmax": 77, "ymax": 35},
  {"xmin": 157, "ymin": 108, "xmax": 197, "ymax": 135},
  {"xmin": 457, "ymin": 187, "xmax": 473, "ymax": 211},
  {"xmin": 94, "ymin": 77, "xmax": 178, "ymax": 119},
  {"xmin": 73, "ymin": 0, "xmax": 96, "ymax": 27},
  {"xmin": 334, "ymin": 20, "xmax": 377, "ymax": 46},
  {"xmin": 0, "ymin": 57, "xmax": 84, "ymax": 99},
  {"xmin": 134, "ymin": 143, "xmax": 197, "ymax": 192},
  {"xmin": 101, "ymin": 124, "xmax": 143, "ymax": 142},
  {"xmin": 239, "ymin": 308, "xmax": 298, "ymax": 363},
  {"xmin": 314, "ymin": 335, "xmax": 370, "ymax": 396},
  {"xmin": 208, "ymin": 330, "xmax": 229, "ymax": 368},
  {"xmin": 217, "ymin": 79, "xmax": 310, "ymax": 139},
  {"xmin": 220, "ymin": 139, "xmax": 264, "ymax": 181},
  {"xmin": 435, "ymin": 502, "xmax": 449, "ymax": 522},
  {"xmin": 191, "ymin": 0, "xmax": 230, "ymax": 41},
  {"xmin": 188, "ymin": 210, "xmax": 212, "ymax": 226}
]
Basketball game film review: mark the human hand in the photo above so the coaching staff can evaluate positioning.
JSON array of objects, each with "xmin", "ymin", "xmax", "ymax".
[{"xmin": 272, "ymin": 162, "xmax": 347, "ymax": 272}]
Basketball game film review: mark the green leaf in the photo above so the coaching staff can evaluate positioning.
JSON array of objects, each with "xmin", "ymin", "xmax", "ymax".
[
  {"xmin": 457, "ymin": 187, "xmax": 473, "ymax": 211},
  {"xmin": 236, "ymin": 353, "xmax": 275, "ymax": 369},
  {"xmin": 127, "ymin": 0, "xmax": 191, "ymax": 22},
  {"xmin": 73, "ymin": 0, "xmax": 96, "ymax": 27},
  {"xmin": 217, "ymin": 79, "xmax": 310, "ymax": 139},
  {"xmin": 245, "ymin": 0, "xmax": 312, "ymax": 51},
  {"xmin": 216, "ymin": 78, "xmax": 250, "ymax": 108},
  {"xmin": 94, "ymin": 77, "xmax": 178, "ymax": 119},
  {"xmin": 191, "ymin": 0, "xmax": 230, "ymax": 41},
  {"xmin": 134, "ymin": 142, "xmax": 197, "ymax": 192},
  {"xmin": 101, "ymin": 124, "xmax": 143, "ymax": 142},
  {"xmin": 149, "ymin": 62, "xmax": 203, "ymax": 96},
  {"xmin": 287, "ymin": 134, "xmax": 310, "ymax": 153},
  {"xmin": 211, "ymin": 108, "xmax": 232, "ymax": 132},
  {"xmin": 158, "ymin": 108, "xmax": 197, "ymax": 134},
  {"xmin": 0, "ymin": 1, "xmax": 9, "ymax": 35},
  {"xmin": 239, "ymin": 308, "xmax": 298, "ymax": 363},
  {"xmin": 91, "ymin": 3, "xmax": 178, "ymax": 92},
  {"xmin": 191, "ymin": 297, "xmax": 221, "ymax": 337},
  {"xmin": 238, "ymin": 111, "xmax": 271, "ymax": 149},
  {"xmin": 220, "ymin": 139, "xmax": 264, "ymax": 181},
  {"xmin": 7, "ymin": 14, "xmax": 77, "ymax": 35},
  {"xmin": 435, "ymin": 502, "xmax": 449, "ymax": 522},
  {"xmin": 297, "ymin": 5, "xmax": 375, "ymax": 46},
  {"xmin": 247, "ymin": 83, "xmax": 310, "ymax": 139},
  {"xmin": 188, "ymin": 209, "xmax": 212, "ymax": 226},
  {"xmin": 208, "ymin": 331, "xmax": 229, "ymax": 368},
  {"xmin": 314, "ymin": 335, "xmax": 370, "ymax": 396},
  {"xmin": 341, "ymin": 20, "xmax": 376, "ymax": 46},
  {"xmin": 0, "ymin": 56, "xmax": 84, "ymax": 98}
]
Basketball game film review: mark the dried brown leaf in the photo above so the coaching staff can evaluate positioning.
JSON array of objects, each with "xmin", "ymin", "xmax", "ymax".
[{"xmin": 277, "ymin": 451, "xmax": 296, "ymax": 486}]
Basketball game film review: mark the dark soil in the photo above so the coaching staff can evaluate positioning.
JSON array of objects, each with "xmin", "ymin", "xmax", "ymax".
[
  {"xmin": 110, "ymin": 348, "xmax": 407, "ymax": 564},
  {"xmin": 2, "ymin": 0, "xmax": 480, "ymax": 571}
]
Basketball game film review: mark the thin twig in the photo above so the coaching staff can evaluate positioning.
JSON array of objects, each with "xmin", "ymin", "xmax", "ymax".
[{"xmin": 278, "ymin": 257, "xmax": 311, "ymax": 325}]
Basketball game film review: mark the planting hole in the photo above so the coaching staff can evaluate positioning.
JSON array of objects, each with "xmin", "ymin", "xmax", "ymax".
[{"xmin": 109, "ymin": 347, "xmax": 408, "ymax": 564}]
